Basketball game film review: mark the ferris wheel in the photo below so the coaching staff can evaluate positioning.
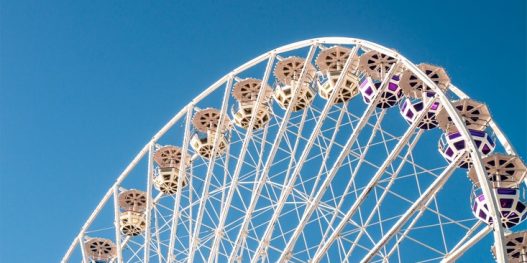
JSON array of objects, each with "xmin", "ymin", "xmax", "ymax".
[{"xmin": 62, "ymin": 37, "xmax": 527, "ymax": 263}]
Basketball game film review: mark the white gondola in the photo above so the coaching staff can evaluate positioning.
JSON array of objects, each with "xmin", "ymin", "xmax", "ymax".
[
  {"xmin": 360, "ymin": 75, "xmax": 403, "ymax": 108},
  {"xmin": 439, "ymin": 129, "xmax": 495, "ymax": 168}
]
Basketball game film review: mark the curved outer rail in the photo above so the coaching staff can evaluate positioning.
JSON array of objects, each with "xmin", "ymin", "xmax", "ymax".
[{"xmin": 62, "ymin": 37, "xmax": 519, "ymax": 263}]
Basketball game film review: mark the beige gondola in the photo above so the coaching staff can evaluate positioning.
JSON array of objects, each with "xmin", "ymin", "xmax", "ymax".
[
  {"xmin": 437, "ymin": 98, "xmax": 491, "ymax": 133},
  {"xmin": 191, "ymin": 108, "xmax": 230, "ymax": 158},
  {"xmin": 231, "ymin": 78, "xmax": 273, "ymax": 129},
  {"xmin": 118, "ymin": 189, "xmax": 147, "ymax": 236},
  {"xmin": 153, "ymin": 146, "xmax": 191, "ymax": 194},
  {"xmin": 315, "ymin": 46, "xmax": 360, "ymax": 103},
  {"xmin": 84, "ymin": 238, "xmax": 117, "ymax": 262},
  {"xmin": 399, "ymin": 63, "xmax": 450, "ymax": 99},
  {"xmin": 273, "ymin": 56, "xmax": 316, "ymax": 111}
]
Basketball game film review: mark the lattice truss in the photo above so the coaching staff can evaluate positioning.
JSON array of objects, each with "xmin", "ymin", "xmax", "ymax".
[{"xmin": 63, "ymin": 38, "xmax": 527, "ymax": 263}]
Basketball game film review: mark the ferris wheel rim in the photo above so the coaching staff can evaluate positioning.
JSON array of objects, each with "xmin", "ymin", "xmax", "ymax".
[{"xmin": 61, "ymin": 36, "xmax": 519, "ymax": 263}]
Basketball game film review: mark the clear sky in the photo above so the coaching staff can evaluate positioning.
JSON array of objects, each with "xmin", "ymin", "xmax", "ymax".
[{"xmin": 0, "ymin": 0, "xmax": 525, "ymax": 262}]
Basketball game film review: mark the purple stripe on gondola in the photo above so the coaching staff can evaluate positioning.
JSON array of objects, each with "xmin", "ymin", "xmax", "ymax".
[
  {"xmin": 470, "ymin": 130, "xmax": 485, "ymax": 137},
  {"xmin": 448, "ymin": 132, "xmax": 462, "ymax": 140},
  {"xmin": 497, "ymin": 188, "xmax": 516, "ymax": 195}
]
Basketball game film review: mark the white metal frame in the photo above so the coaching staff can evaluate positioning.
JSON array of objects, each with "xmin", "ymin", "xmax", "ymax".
[
  {"xmin": 61, "ymin": 37, "xmax": 521, "ymax": 263},
  {"xmin": 219, "ymin": 45, "xmax": 319, "ymax": 263}
]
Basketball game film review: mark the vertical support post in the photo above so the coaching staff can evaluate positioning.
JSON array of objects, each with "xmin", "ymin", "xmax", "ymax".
[
  {"xmin": 153, "ymin": 206, "xmax": 164, "ymax": 262},
  {"xmin": 227, "ymin": 53, "xmax": 296, "ymax": 262},
  {"xmin": 188, "ymin": 158, "xmax": 194, "ymax": 256},
  {"xmin": 167, "ymin": 104, "xmax": 194, "ymax": 262},
  {"xmin": 206, "ymin": 49, "xmax": 281, "ymax": 262},
  {"xmin": 188, "ymin": 73, "xmax": 237, "ymax": 262},
  {"xmin": 113, "ymin": 186, "xmax": 123, "ymax": 263},
  {"xmin": 143, "ymin": 142, "xmax": 155, "ymax": 262},
  {"xmin": 79, "ymin": 236, "xmax": 88, "ymax": 263},
  {"xmin": 250, "ymin": 44, "xmax": 361, "ymax": 263}
]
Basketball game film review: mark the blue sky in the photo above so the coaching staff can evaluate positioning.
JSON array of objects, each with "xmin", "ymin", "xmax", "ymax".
[{"xmin": 0, "ymin": 0, "xmax": 525, "ymax": 262}]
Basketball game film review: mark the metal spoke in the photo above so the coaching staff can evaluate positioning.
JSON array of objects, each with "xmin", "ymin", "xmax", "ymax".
[
  {"xmin": 312, "ymin": 95, "xmax": 438, "ymax": 261},
  {"xmin": 343, "ymin": 130, "xmax": 424, "ymax": 260},
  {"xmin": 167, "ymin": 105, "xmax": 194, "ymax": 262},
  {"xmin": 228, "ymin": 45, "xmax": 319, "ymax": 262},
  {"xmin": 361, "ymin": 154, "xmax": 463, "ymax": 262},
  {"xmin": 251, "ymin": 45, "xmax": 362, "ymax": 262}
]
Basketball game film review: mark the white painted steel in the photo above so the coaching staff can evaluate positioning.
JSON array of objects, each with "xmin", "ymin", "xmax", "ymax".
[
  {"xmin": 311, "ymin": 95, "xmax": 439, "ymax": 262},
  {"xmin": 343, "ymin": 129, "xmax": 424, "ymax": 261},
  {"xmin": 402, "ymin": 60, "xmax": 508, "ymax": 263},
  {"xmin": 113, "ymin": 186, "xmax": 123, "ymax": 263},
  {"xmin": 361, "ymin": 154, "xmax": 462, "ymax": 262},
  {"xmin": 62, "ymin": 37, "xmax": 521, "ymax": 263},
  {"xmin": 167, "ymin": 105, "xmax": 194, "ymax": 262},
  {"xmin": 207, "ymin": 45, "xmax": 318, "ymax": 263},
  {"xmin": 143, "ymin": 143, "xmax": 155, "ymax": 262},
  {"xmin": 250, "ymin": 45, "xmax": 364, "ymax": 263},
  {"xmin": 277, "ymin": 58, "xmax": 399, "ymax": 262}
]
